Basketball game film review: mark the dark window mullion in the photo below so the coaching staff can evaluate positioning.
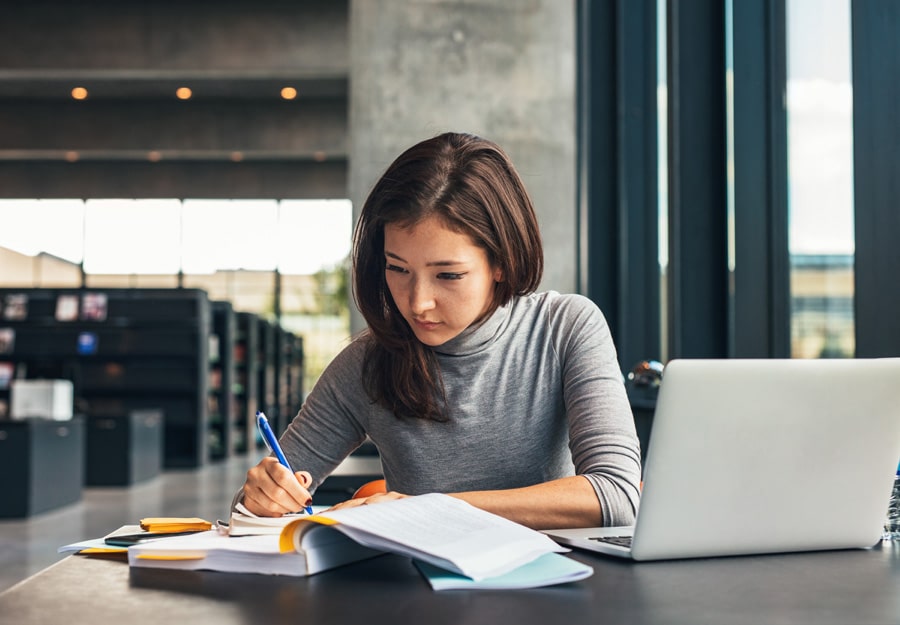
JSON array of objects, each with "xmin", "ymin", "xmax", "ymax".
[
  {"xmin": 666, "ymin": 0, "xmax": 729, "ymax": 359},
  {"xmin": 851, "ymin": 0, "xmax": 900, "ymax": 358},
  {"xmin": 731, "ymin": 0, "xmax": 790, "ymax": 358}
]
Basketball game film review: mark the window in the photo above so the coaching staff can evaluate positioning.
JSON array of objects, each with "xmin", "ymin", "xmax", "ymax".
[
  {"xmin": 0, "ymin": 198, "xmax": 353, "ymax": 390},
  {"xmin": 0, "ymin": 200, "xmax": 84, "ymax": 287},
  {"xmin": 786, "ymin": 0, "xmax": 855, "ymax": 358}
]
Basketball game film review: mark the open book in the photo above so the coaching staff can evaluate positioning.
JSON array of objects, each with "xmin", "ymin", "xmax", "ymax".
[
  {"xmin": 277, "ymin": 493, "xmax": 570, "ymax": 580},
  {"xmin": 128, "ymin": 493, "xmax": 593, "ymax": 588},
  {"xmin": 227, "ymin": 502, "xmax": 310, "ymax": 536}
]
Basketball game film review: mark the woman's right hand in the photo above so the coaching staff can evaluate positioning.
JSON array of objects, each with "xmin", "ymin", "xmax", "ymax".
[{"xmin": 241, "ymin": 457, "xmax": 313, "ymax": 517}]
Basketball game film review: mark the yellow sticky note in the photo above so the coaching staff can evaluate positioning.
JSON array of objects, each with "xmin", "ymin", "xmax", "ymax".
[
  {"xmin": 139, "ymin": 517, "xmax": 212, "ymax": 533},
  {"xmin": 136, "ymin": 553, "xmax": 207, "ymax": 561}
]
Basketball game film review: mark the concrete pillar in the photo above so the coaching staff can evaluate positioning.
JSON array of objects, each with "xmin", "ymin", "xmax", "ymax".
[{"xmin": 348, "ymin": 0, "xmax": 577, "ymax": 332}]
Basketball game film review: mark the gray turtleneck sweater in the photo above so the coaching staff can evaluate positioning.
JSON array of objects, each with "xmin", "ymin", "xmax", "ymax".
[{"xmin": 279, "ymin": 291, "xmax": 642, "ymax": 526}]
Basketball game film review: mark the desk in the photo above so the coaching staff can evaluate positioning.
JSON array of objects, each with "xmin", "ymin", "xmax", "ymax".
[{"xmin": 2, "ymin": 543, "xmax": 899, "ymax": 625}]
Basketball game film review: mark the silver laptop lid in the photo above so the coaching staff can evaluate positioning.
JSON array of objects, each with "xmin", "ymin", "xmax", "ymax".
[{"xmin": 630, "ymin": 358, "xmax": 900, "ymax": 561}]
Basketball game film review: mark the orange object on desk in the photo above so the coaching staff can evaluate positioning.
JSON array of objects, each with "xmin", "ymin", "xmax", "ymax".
[
  {"xmin": 352, "ymin": 479, "xmax": 638, "ymax": 499},
  {"xmin": 352, "ymin": 479, "xmax": 387, "ymax": 499}
]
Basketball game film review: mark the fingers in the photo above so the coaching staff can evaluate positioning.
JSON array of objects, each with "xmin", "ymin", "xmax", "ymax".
[
  {"xmin": 327, "ymin": 491, "xmax": 407, "ymax": 512},
  {"xmin": 242, "ymin": 457, "xmax": 313, "ymax": 517},
  {"xmin": 295, "ymin": 470, "xmax": 313, "ymax": 488}
]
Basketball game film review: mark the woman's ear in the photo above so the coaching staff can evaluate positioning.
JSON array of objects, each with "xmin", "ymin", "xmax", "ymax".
[{"xmin": 493, "ymin": 266, "xmax": 504, "ymax": 283}]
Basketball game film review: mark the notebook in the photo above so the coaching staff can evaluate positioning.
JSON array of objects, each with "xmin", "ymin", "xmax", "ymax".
[{"xmin": 544, "ymin": 358, "xmax": 900, "ymax": 561}]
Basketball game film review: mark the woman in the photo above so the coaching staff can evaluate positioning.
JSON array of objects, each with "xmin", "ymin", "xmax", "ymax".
[{"xmin": 240, "ymin": 132, "xmax": 641, "ymax": 529}]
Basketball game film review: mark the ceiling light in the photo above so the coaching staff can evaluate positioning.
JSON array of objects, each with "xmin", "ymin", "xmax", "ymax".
[
  {"xmin": 280, "ymin": 87, "xmax": 298, "ymax": 100},
  {"xmin": 71, "ymin": 87, "xmax": 88, "ymax": 100},
  {"xmin": 176, "ymin": 87, "xmax": 192, "ymax": 100}
]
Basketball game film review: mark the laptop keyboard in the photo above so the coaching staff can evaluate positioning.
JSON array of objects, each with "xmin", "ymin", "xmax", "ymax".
[{"xmin": 589, "ymin": 535, "xmax": 633, "ymax": 548}]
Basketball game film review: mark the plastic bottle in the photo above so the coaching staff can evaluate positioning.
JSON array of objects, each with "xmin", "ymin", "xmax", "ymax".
[{"xmin": 884, "ymin": 464, "xmax": 900, "ymax": 541}]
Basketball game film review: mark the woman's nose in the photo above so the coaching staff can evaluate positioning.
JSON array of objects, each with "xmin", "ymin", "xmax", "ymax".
[{"xmin": 408, "ymin": 278, "xmax": 435, "ymax": 315}]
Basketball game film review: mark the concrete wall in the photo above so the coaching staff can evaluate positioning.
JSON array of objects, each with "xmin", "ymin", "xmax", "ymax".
[
  {"xmin": 0, "ymin": 1, "xmax": 350, "ymax": 199},
  {"xmin": 348, "ymin": 0, "xmax": 577, "ymax": 331}
]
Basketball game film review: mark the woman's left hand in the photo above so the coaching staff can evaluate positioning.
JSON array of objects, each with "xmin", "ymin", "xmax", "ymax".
[{"xmin": 327, "ymin": 491, "xmax": 408, "ymax": 511}]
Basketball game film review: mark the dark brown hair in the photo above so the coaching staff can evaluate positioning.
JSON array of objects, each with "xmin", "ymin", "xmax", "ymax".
[{"xmin": 352, "ymin": 132, "xmax": 543, "ymax": 421}]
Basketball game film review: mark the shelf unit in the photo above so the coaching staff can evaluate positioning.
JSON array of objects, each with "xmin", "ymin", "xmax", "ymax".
[
  {"xmin": 277, "ymin": 328, "xmax": 304, "ymax": 429},
  {"xmin": 209, "ymin": 301, "xmax": 236, "ymax": 461},
  {"xmin": 256, "ymin": 317, "xmax": 277, "ymax": 438},
  {"xmin": 233, "ymin": 311, "xmax": 259, "ymax": 455},
  {"xmin": 0, "ymin": 418, "xmax": 84, "ymax": 518},
  {"xmin": 0, "ymin": 288, "xmax": 210, "ymax": 468}
]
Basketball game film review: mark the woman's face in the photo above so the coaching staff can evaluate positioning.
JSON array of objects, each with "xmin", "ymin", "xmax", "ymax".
[{"xmin": 383, "ymin": 215, "xmax": 502, "ymax": 346}]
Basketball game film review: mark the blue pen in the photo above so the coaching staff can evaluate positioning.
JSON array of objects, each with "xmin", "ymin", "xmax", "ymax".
[{"xmin": 256, "ymin": 411, "xmax": 313, "ymax": 515}]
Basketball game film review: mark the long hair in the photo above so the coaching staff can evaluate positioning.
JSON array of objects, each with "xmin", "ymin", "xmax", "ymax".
[{"xmin": 352, "ymin": 132, "xmax": 543, "ymax": 421}]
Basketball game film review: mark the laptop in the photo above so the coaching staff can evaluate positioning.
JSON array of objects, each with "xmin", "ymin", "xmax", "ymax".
[{"xmin": 544, "ymin": 358, "xmax": 900, "ymax": 560}]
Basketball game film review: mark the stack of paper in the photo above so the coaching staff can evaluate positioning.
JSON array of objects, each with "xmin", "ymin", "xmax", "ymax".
[{"xmin": 128, "ymin": 529, "xmax": 378, "ymax": 576}]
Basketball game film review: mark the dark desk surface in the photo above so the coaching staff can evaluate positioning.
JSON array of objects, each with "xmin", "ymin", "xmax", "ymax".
[{"xmin": 2, "ymin": 542, "xmax": 899, "ymax": 625}]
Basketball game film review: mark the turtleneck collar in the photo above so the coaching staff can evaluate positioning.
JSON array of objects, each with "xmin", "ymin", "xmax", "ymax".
[{"xmin": 432, "ymin": 299, "xmax": 513, "ymax": 357}]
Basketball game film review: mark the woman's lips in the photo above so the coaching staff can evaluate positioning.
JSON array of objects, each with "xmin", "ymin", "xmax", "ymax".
[{"xmin": 413, "ymin": 318, "xmax": 440, "ymax": 331}]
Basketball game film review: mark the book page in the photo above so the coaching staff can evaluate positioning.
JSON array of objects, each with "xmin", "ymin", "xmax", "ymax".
[
  {"xmin": 229, "ymin": 502, "xmax": 310, "ymax": 535},
  {"xmin": 299, "ymin": 494, "xmax": 565, "ymax": 580}
]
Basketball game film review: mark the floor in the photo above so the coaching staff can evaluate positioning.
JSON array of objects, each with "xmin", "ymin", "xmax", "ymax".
[{"xmin": 0, "ymin": 452, "xmax": 265, "ymax": 594}]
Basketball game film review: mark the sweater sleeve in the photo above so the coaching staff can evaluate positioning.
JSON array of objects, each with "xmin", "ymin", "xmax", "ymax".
[
  {"xmin": 552, "ymin": 295, "xmax": 642, "ymax": 526},
  {"xmin": 276, "ymin": 338, "xmax": 372, "ymax": 492}
]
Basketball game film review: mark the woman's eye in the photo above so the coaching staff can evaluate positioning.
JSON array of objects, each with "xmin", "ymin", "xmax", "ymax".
[
  {"xmin": 438, "ymin": 272, "xmax": 466, "ymax": 280},
  {"xmin": 385, "ymin": 264, "xmax": 408, "ymax": 274}
]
